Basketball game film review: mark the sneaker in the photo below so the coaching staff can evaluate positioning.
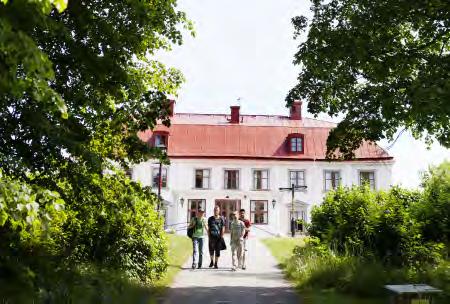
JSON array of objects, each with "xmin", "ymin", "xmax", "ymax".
[
  {"xmin": 209, "ymin": 261, "xmax": 214, "ymax": 268},
  {"xmin": 191, "ymin": 264, "xmax": 196, "ymax": 269},
  {"xmin": 231, "ymin": 266, "xmax": 236, "ymax": 271},
  {"xmin": 242, "ymin": 266, "xmax": 246, "ymax": 270}
]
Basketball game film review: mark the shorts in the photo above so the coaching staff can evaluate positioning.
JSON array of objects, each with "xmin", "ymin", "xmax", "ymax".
[{"xmin": 208, "ymin": 236, "xmax": 221, "ymax": 257}]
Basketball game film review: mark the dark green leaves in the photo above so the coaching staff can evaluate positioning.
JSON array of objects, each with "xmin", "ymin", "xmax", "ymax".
[{"xmin": 288, "ymin": 0, "xmax": 450, "ymax": 158}]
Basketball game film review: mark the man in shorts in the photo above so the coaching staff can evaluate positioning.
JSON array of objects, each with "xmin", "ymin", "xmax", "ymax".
[
  {"xmin": 229, "ymin": 211, "xmax": 245, "ymax": 271},
  {"xmin": 239, "ymin": 209, "xmax": 251, "ymax": 270}
]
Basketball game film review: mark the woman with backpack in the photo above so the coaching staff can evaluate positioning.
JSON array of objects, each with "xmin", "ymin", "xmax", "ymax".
[{"xmin": 187, "ymin": 208, "xmax": 208, "ymax": 269}]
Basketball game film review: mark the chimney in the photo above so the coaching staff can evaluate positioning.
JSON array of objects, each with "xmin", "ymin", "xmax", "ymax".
[
  {"xmin": 230, "ymin": 106, "xmax": 240, "ymax": 124},
  {"xmin": 168, "ymin": 99, "xmax": 175, "ymax": 117},
  {"xmin": 290, "ymin": 100, "xmax": 302, "ymax": 120}
]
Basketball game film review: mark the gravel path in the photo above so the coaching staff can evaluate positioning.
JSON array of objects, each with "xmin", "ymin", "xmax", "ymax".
[{"xmin": 160, "ymin": 236, "xmax": 301, "ymax": 304}]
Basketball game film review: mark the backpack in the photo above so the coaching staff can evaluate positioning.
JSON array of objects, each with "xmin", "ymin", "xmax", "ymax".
[
  {"xmin": 187, "ymin": 217, "xmax": 197, "ymax": 239},
  {"xmin": 209, "ymin": 216, "xmax": 224, "ymax": 238}
]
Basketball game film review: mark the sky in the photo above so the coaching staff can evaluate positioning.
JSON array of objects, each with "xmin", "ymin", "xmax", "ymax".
[{"xmin": 156, "ymin": 0, "xmax": 449, "ymax": 188}]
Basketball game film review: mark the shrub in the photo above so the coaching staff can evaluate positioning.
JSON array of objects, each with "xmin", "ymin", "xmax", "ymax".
[
  {"xmin": 0, "ymin": 170, "xmax": 69, "ymax": 300},
  {"xmin": 287, "ymin": 239, "xmax": 449, "ymax": 300},
  {"xmin": 309, "ymin": 185, "xmax": 444, "ymax": 267},
  {"xmin": 0, "ymin": 166, "xmax": 168, "ymax": 302},
  {"xmin": 54, "ymin": 164, "xmax": 168, "ymax": 282},
  {"xmin": 416, "ymin": 161, "xmax": 450, "ymax": 249}
]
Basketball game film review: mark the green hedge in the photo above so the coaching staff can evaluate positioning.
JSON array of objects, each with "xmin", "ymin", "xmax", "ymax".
[{"xmin": 0, "ymin": 167, "xmax": 167, "ymax": 302}]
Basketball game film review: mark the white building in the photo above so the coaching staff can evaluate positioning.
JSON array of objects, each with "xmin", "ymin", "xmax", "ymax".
[{"xmin": 132, "ymin": 101, "xmax": 393, "ymax": 236}]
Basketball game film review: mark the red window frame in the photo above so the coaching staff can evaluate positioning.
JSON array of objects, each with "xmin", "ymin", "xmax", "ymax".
[{"xmin": 287, "ymin": 133, "xmax": 305, "ymax": 154}]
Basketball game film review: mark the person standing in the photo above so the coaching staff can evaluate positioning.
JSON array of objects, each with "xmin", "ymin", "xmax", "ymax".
[
  {"xmin": 229, "ymin": 211, "xmax": 245, "ymax": 271},
  {"xmin": 207, "ymin": 205, "xmax": 225, "ymax": 269},
  {"xmin": 239, "ymin": 209, "xmax": 251, "ymax": 270},
  {"xmin": 188, "ymin": 208, "xmax": 208, "ymax": 269}
]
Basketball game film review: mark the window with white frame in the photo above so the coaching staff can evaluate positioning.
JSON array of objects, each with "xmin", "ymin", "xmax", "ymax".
[
  {"xmin": 253, "ymin": 169, "xmax": 269, "ymax": 190},
  {"xmin": 360, "ymin": 171, "xmax": 375, "ymax": 189},
  {"xmin": 289, "ymin": 170, "xmax": 306, "ymax": 187},
  {"xmin": 251, "ymin": 200, "xmax": 268, "ymax": 224},
  {"xmin": 224, "ymin": 169, "xmax": 239, "ymax": 189},
  {"xmin": 290, "ymin": 137, "xmax": 303, "ymax": 152},
  {"xmin": 324, "ymin": 170, "xmax": 340, "ymax": 191},
  {"xmin": 195, "ymin": 169, "xmax": 210, "ymax": 189},
  {"xmin": 152, "ymin": 167, "xmax": 167, "ymax": 188}
]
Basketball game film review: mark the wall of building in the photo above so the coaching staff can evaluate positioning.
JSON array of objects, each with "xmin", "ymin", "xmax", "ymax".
[{"xmin": 132, "ymin": 158, "xmax": 393, "ymax": 236}]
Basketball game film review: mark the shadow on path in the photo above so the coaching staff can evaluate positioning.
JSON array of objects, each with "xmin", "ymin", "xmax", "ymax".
[{"xmin": 158, "ymin": 286, "xmax": 301, "ymax": 304}]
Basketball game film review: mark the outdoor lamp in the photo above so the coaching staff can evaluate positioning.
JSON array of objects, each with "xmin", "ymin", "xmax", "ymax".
[
  {"xmin": 272, "ymin": 199, "xmax": 276, "ymax": 208},
  {"xmin": 180, "ymin": 197, "xmax": 184, "ymax": 207}
]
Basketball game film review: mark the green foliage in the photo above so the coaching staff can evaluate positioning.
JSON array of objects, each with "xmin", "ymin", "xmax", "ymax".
[
  {"xmin": 288, "ymin": 0, "xmax": 450, "ymax": 158},
  {"xmin": 0, "ymin": 170, "xmax": 67, "ymax": 244},
  {"xmin": 57, "ymin": 165, "xmax": 168, "ymax": 282},
  {"xmin": 0, "ymin": 0, "xmax": 191, "ymax": 301},
  {"xmin": 309, "ymin": 185, "xmax": 445, "ymax": 267},
  {"xmin": 286, "ymin": 240, "xmax": 449, "ymax": 301},
  {"xmin": 0, "ymin": 0, "xmax": 190, "ymax": 175},
  {"xmin": 300, "ymin": 166, "xmax": 450, "ymax": 301},
  {"xmin": 416, "ymin": 161, "xmax": 450, "ymax": 248}
]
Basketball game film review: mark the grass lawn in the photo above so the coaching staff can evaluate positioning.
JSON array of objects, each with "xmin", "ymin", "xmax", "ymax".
[
  {"xmin": 155, "ymin": 233, "xmax": 192, "ymax": 288},
  {"xmin": 262, "ymin": 237, "xmax": 384, "ymax": 304}
]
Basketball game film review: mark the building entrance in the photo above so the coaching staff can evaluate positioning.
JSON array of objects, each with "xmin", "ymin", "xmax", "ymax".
[{"xmin": 215, "ymin": 199, "xmax": 241, "ymax": 232}]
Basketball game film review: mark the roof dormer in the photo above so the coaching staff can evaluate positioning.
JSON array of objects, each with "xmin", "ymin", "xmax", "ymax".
[
  {"xmin": 287, "ymin": 133, "xmax": 304, "ymax": 154},
  {"xmin": 151, "ymin": 131, "xmax": 169, "ymax": 149}
]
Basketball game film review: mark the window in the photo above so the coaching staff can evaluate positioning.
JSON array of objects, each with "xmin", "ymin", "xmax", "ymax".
[
  {"xmin": 290, "ymin": 137, "xmax": 303, "ymax": 152},
  {"xmin": 195, "ymin": 169, "xmax": 210, "ymax": 189},
  {"xmin": 153, "ymin": 132, "xmax": 168, "ymax": 148},
  {"xmin": 287, "ymin": 133, "xmax": 304, "ymax": 153},
  {"xmin": 360, "ymin": 171, "xmax": 375, "ymax": 189},
  {"xmin": 289, "ymin": 170, "xmax": 306, "ymax": 187},
  {"xmin": 224, "ymin": 170, "xmax": 239, "ymax": 189},
  {"xmin": 155, "ymin": 134, "xmax": 167, "ymax": 147},
  {"xmin": 251, "ymin": 200, "xmax": 268, "ymax": 224},
  {"xmin": 253, "ymin": 169, "xmax": 269, "ymax": 190},
  {"xmin": 187, "ymin": 199, "xmax": 206, "ymax": 222},
  {"xmin": 324, "ymin": 170, "xmax": 340, "ymax": 191},
  {"xmin": 152, "ymin": 167, "xmax": 167, "ymax": 188}
]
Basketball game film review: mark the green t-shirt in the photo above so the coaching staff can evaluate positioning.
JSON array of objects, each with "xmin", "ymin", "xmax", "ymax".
[{"xmin": 190, "ymin": 217, "xmax": 207, "ymax": 238}]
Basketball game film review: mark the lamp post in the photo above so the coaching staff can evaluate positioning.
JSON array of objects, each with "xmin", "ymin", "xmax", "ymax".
[{"xmin": 279, "ymin": 183, "xmax": 307, "ymax": 237}]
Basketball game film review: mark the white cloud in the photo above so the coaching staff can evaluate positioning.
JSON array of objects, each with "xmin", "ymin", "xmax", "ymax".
[{"xmin": 156, "ymin": 0, "xmax": 450, "ymax": 188}]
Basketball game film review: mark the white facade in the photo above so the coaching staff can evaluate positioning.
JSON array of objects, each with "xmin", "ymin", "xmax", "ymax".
[{"xmin": 132, "ymin": 158, "xmax": 394, "ymax": 236}]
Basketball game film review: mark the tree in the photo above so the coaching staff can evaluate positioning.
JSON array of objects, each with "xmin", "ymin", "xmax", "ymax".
[
  {"xmin": 0, "ymin": 0, "xmax": 193, "ymax": 293},
  {"xmin": 288, "ymin": 0, "xmax": 450, "ymax": 158},
  {"xmin": 0, "ymin": 0, "xmax": 191, "ymax": 177}
]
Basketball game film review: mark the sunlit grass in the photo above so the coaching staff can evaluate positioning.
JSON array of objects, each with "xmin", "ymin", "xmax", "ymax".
[
  {"xmin": 155, "ymin": 233, "xmax": 191, "ymax": 288},
  {"xmin": 262, "ymin": 237, "xmax": 385, "ymax": 304}
]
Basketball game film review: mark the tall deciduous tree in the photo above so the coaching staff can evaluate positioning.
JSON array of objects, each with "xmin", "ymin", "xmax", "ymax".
[
  {"xmin": 0, "ymin": 0, "xmax": 193, "ymax": 290},
  {"xmin": 288, "ymin": 0, "xmax": 450, "ymax": 158},
  {"xmin": 0, "ymin": 0, "xmax": 192, "ymax": 177}
]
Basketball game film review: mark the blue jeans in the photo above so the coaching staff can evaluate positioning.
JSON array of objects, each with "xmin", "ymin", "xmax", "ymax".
[{"xmin": 192, "ymin": 237, "xmax": 204, "ymax": 266}]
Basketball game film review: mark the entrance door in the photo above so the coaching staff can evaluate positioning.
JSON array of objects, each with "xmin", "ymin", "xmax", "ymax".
[
  {"xmin": 215, "ymin": 199, "xmax": 241, "ymax": 232},
  {"xmin": 289, "ymin": 210, "xmax": 307, "ymax": 233}
]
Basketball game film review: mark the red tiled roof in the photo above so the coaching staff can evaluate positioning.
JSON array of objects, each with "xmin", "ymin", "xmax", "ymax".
[{"xmin": 138, "ymin": 113, "xmax": 392, "ymax": 161}]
